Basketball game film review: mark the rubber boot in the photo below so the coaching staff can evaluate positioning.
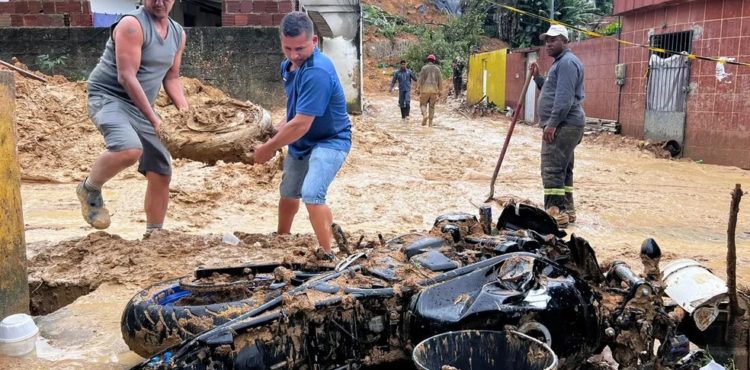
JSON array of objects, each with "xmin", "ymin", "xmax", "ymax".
[
  {"xmin": 546, "ymin": 206, "xmax": 569, "ymax": 229},
  {"xmin": 544, "ymin": 194, "xmax": 569, "ymax": 228},
  {"xmin": 565, "ymin": 192, "xmax": 576, "ymax": 223}
]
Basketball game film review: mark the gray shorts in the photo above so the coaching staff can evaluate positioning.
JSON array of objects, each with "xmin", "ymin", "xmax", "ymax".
[{"xmin": 87, "ymin": 94, "xmax": 171, "ymax": 176}]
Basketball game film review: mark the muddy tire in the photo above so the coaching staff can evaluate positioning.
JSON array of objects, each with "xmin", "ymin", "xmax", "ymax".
[{"xmin": 121, "ymin": 277, "xmax": 258, "ymax": 358}]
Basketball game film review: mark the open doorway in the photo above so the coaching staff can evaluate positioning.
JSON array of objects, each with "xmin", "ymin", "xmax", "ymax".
[{"xmin": 170, "ymin": 0, "xmax": 222, "ymax": 26}]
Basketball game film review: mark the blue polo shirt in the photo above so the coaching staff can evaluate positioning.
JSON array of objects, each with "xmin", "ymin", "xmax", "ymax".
[{"xmin": 281, "ymin": 48, "xmax": 352, "ymax": 158}]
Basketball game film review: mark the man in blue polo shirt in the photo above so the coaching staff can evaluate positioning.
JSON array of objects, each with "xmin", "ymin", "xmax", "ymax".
[{"xmin": 254, "ymin": 11, "xmax": 352, "ymax": 261}]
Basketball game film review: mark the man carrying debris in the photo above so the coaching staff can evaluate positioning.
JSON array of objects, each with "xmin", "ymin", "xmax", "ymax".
[
  {"xmin": 418, "ymin": 54, "xmax": 442, "ymax": 126},
  {"xmin": 451, "ymin": 57, "xmax": 465, "ymax": 98},
  {"xmin": 253, "ymin": 12, "xmax": 351, "ymax": 261},
  {"xmin": 531, "ymin": 25, "xmax": 585, "ymax": 228},
  {"xmin": 79, "ymin": 0, "xmax": 188, "ymax": 234},
  {"xmin": 389, "ymin": 60, "xmax": 418, "ymax": 121}
]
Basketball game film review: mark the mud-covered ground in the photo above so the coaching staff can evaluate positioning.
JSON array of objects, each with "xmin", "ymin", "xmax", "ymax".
[{"xmin": 3, "ymin": 74, "xmax": 750, "ymax": 368}]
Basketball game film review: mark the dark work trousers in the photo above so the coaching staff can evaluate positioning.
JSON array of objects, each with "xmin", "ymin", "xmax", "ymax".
[
  {"xmin": 398, "ymin": 89, "xmax": 411, "ymax": 119},
  {"xmin": 453, "ymin": 77, "xmax": 462, "ymax": 97},
  {"xmin": 541, "ymin": 124, "xmax": 584, "ymax": 211}
]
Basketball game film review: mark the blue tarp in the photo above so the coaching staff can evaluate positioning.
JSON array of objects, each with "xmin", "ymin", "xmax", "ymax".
[{"xmin": 93, "ymin": 13, "xmax": 120, "ymax": 28}]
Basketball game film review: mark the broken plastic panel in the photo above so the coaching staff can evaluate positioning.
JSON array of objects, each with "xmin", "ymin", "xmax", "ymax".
[{"xmin": 663, "ymin": 259, "xmax": 728, "ymax": 330}]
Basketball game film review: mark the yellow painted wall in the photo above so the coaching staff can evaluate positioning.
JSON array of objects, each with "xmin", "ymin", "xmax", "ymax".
[{"xmin": 467, "ymin": 49, "xmax": 506, "ymax": 107}]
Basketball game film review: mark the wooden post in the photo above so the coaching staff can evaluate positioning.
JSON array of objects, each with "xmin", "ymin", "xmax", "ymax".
[
  {"xmin": 726, "ymin": 184, "xmax": 748, "ymax": 370},
  {"xmin": 0, "ymin": 70, "xmax": 29, "ymax": 317}
]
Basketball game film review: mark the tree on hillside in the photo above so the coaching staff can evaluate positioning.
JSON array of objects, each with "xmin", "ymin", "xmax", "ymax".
[
  {"xmin": 404, "ymin": 0, "xmax": 492, "ymax": 76},
  {"xmin": 495, "ymin": 0, "xmax": 601, "ymax": 48}
]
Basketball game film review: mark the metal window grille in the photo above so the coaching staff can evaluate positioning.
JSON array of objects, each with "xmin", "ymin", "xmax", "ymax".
[{"xmin": 646, "ymin": 31, "xmax": 693, "ymax": 112}]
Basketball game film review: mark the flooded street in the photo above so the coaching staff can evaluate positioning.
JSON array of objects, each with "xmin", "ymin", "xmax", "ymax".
[{"xmin": 4, "ymin": 93, "xmax": 750, "ymax": 369}]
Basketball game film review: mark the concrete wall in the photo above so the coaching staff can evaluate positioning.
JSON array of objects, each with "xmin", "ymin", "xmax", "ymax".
[
  {"xmin": 619, "ymin": 0, "xmax": 750, "ymax": 168},
  {"xmin": 0, "ymin": 27, "xmax": 286, "ymax": 108},
  {"xmin": 504, "ymin": 38, "xmax": 618, "ymax": 123},
  {"xmin": 504, "ymin": 51, "xmax": 527, "ymax": 109},
  {"xmin": 568, "ymin": 38, "xmax": 620, "ymax": 121}
]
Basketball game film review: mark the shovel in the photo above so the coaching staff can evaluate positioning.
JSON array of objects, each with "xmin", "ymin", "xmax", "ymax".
[{"xmin": 485, "ymin": 71, "xmax": 534, "ymax": 202}]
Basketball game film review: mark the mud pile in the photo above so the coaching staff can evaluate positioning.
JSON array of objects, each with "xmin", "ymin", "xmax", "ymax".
[
  {"xmin": 26, "ymin": 229, "xmax": 388, "ymax": 315},
  {"xmin": 585, "ymin": 132, "xmax": 673, "ymax": 159},
  {"xmin": 6, "ymin": 62, "xmax": 277, "ymax": 183},
  {"xmin": 13, "ymin": 70, "xmax": 100, "ymax": 183}
]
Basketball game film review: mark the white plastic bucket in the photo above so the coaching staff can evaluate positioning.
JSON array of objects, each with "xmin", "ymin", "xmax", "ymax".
[{"xmin": 0, "ymin": 313, "xmax": 39, "ymax": 357}]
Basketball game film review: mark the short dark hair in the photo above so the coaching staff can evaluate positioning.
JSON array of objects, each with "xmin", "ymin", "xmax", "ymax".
[
  {"xmin": 280, "ymin": 11, "xmax": 314, "ymax": 39},
  {"xmin": 400, "ymin": 60, "xmax": 406, "ymax": 64}
]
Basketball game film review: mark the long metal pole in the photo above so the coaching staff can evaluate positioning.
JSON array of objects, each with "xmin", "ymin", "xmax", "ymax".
[
  {"xmin": 0, "ymin": 70, "xmax": 30, "ymax": 317},
  {"xmin": 550, "ymin": 0, "xmax": 555, "ymax": 19}
]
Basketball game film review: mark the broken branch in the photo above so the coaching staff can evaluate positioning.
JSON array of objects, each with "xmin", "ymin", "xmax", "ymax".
[{"xmin": 0, "ymin": 59, "xmax": 47, "ymax": 83}]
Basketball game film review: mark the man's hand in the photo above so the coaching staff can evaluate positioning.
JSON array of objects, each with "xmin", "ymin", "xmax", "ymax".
[
  {"xmin": 543, "ymin": 126, "xmax": 557, "ymax": 144},
  {"xmin": 253, "ymin": 143, "xmax": 275, "ymax": 164},
  {"xmin": 152, "ymin": 117, "xmax": 163, "ymax": 137},
  {"xmin": 529, "ymin": 62, "xmax": 540, "ymax": 78}
]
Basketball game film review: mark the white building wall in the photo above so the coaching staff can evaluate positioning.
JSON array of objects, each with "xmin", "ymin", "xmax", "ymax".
[{"xmin": 90, "ymin": 0, "xmax": 140, "ymax": 14}]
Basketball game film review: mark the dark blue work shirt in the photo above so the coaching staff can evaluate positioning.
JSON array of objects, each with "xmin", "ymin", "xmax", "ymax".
[{"xmin": 281, "ymin": 48, "xmax": 352, "ymax": 158}]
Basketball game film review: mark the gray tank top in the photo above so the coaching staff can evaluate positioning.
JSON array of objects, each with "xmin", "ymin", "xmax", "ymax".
[{"xmin": 88, "ymin": 7, "xmax": 183, "ymax": 106}]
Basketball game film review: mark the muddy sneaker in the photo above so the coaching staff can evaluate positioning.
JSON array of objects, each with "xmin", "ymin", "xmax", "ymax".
[
  {"xmin": 76, "ymin": 181, "xmax": 111, "ymax": 229},
  {"xmin": 545, "ymin": 206, "xmax": 569, "ymax": 229},
  {"xmin": 313, "ymin": 247, "xmax": 338, "ymax": 262}
]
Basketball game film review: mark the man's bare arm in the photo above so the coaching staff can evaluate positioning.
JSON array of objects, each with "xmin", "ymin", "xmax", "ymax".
[
  {"xmin": 114, "ymin": 17, "xmax": 161, "ymax": 126},
  {"xmin": 162, "ymin": 30, "xmax": 189, "ymax": 110}
]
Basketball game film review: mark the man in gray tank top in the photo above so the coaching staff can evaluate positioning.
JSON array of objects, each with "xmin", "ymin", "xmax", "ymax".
[{"xmin": 78, "ymin": 0, "xmax": 188, "ymax": 235}]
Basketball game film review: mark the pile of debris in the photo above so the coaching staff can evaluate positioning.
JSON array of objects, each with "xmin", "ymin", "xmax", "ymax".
[
  {"xmin": 113, "ymin": 203, "xmax": 749, "ymax": 370},
  {"xmin": 3, "ymin": 60, "xmax": 277, "ymax": 183}
]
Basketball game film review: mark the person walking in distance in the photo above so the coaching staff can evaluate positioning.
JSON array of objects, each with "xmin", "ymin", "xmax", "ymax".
[
  {"xmin": 451, "ymin": 57, "xmax": 465, "ymax": 98},
  {"xmin": 79, "ymin": 0, "xmax": 188, "ymax": 235},
  {"xmin": 417, "ymin": 54, "xmax": 442, "ymax": 126},
  {"xmin": 253, "ymin": 12, "xmax": 352, "ymax": 261},
  {"xmin": 389, "ymin": 60, "xmax": 418, "ymax": 121},
  {"xmin": 531, "ymin": 24, "xmax": 585, "ymax": 228}
]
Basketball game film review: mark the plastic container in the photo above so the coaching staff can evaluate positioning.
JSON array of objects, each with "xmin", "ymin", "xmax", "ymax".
[
  {"xmin": 0, "ymin": 313, "xmax": 39, "ymax": 357},
  {"xmin": 412, "ymin": 330, "xmax": 558, "ymax": 370}
]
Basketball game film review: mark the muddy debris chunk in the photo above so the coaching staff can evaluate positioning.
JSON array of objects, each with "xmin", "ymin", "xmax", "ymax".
[
  {"xmin": 273, "ymin": 266, "xmax": 295, "ymax": 284},
  {"xmin": 332, "ymin": 222, "xmax": 351, "ymax": 254}
]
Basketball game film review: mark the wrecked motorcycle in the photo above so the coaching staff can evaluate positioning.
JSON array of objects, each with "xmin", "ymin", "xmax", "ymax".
[{"xmin": 123, "ymin": 204, "xmax": 736, "ymax": 369}]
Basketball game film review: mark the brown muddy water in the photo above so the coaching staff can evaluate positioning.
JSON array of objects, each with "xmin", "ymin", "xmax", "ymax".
[{"xmin": 3, "ymin": 94, "xmax": 749, "ymax": 369}]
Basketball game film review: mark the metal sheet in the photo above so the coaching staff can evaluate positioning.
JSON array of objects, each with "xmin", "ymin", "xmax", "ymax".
[{"xmin": 644, "ymin": 110, "xmax": 686, "ymax": 145}]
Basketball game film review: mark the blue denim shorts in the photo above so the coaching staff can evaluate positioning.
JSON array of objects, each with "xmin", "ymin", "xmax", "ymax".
[{"xmin": 280, "ymin": 146, "xmax": 348, "ymax": 204}]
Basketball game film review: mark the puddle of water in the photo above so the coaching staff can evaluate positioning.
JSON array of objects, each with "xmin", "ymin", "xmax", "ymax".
[{"xmin": 26, "ymin": 283, "xmax": 144, "ymax": 368}]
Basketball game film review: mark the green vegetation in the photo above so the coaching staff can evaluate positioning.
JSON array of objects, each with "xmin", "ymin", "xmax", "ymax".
[
  {"xmin": 35, "ymin": 54, "xmax": 67, "ymax": 74},
  {"xmin": 597, "ymin": 20, "xmax": 621, "ymax": 36},
  {"xmin": 497, "ymin": 0, "xmax": 602, "ymax": 48},
  {"xmin": 368, "ymin": 0, "xmax": 614, "ymax": 75},
  {"xmin": 403, "ymin": 0, "xmax": 493, "ymax": 77},
  {"xmin": 362, "ymin": 4, "xmax": 426, "ymax": 40}
]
